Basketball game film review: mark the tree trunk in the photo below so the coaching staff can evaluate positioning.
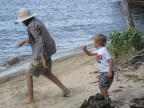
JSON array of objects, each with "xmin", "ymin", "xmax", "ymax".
[{"xmin": 121, "ymin": 0, "xmax": 135, "ymax": 28}]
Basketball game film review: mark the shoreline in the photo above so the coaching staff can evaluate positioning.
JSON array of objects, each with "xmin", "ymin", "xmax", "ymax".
[
  {"xmin": 0, "ymin": 44, "xmax": 94, "ymax": 83},
  {"xmin": 0, "ymin": 52, "xmax": 144, "ymax": 108},
  {"xmin": 0, "ymin": 52, "xmax": 85, "ymax": 84}
]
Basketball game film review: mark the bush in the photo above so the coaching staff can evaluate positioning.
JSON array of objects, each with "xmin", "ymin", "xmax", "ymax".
[{"xmin": 107, "ymin": 28, "xmax": 143, "ymax": 58}]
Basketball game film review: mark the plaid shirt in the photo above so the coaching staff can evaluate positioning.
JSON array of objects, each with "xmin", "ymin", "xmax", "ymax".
[{"xmin": 27, "ymin": 18, "xmax": 56, "ymax": 59}]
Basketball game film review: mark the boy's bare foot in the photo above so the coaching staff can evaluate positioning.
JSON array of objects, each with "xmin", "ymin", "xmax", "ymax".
[
  {"xmin": 21, "ymin": 99, "xmax": 35, "ymax": 104},
  {"xmin": 62, "ymin": 88, "xmax": 71, "ymax": 97}
]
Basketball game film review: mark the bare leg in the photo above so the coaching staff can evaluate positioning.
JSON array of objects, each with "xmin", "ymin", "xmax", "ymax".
[
  {"xmin": 100, "ymin": 88, "xmax": 110, "ymax": 100},
  {"xmin": 21, "ymin": 74, "xmax": 35, "ymax": 104},
  {"xmin": 44, "ymin": 74, "xmax": 71, "ymax": 97},
  {"xmin": 100, "ymin": 89, "xmax": 103, "ymax": 94}
]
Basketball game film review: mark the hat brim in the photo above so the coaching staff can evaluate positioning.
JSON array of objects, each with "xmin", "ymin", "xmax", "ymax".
[{"xmin": 15, "ymin": 13, "xmax": 36, "ymax": 24}]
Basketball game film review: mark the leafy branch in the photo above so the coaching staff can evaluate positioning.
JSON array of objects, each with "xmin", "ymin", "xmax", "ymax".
[{"xmin": 107, "ymin": 28, "xmax": 144, "ymax": 59}]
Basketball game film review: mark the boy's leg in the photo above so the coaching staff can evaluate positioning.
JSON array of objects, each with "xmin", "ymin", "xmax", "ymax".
[
  {"xmin": 100, "ymin": 89, "xmax": 103, "ymax": 94},
  {"xmin": 100, "ymin": 88, "xmax": 110, "ymax": 100},
  {"xmin": 44, "ymin": 74, "xmax": 71, "ymax": 97},
  {"xmin": 21, "ymin": 73, "xmax": 35, "ymax": 104},
  {"xmin": 99, "ymin": 72, "xmax": 114, "ymax": 101}
]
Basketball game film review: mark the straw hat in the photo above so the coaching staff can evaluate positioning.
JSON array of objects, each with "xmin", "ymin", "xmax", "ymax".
[{"xmin": 15, "ymin": 8, "xmax": 36, "ymax": 24}]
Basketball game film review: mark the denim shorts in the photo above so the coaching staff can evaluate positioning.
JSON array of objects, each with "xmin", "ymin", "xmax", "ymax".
[
  {"xmin": 99, "ymin": 71, "xmax": 114, "ymax": 90},
  {"xmin": 25, "ymin": 56, "xmax": 52, "ymax": 77}
]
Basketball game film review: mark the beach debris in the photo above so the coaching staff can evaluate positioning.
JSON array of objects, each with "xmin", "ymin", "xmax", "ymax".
[
  {"xmin": 128, "ymin": 86, "xmax": 138, "ymax": 89},
  {"xmin": 141, "ymin": 73, "xmax": 144, "ymax": 78},
  {"xmin": 80, "ymin": 93, "xmax": 114, "ymax": 108},
  {"xmin": 118, "ymin": 86, "xmax": 125, "ymax": 88},
  {"xmin": 129, "ymin": 96, "xmax": 144, "ymax": 108},
  {"xmin": 124, "ymin": 74, "xmax": 133, "ymax": 78},
  {"xmin": 89, "ymin": 81, "xmax": 99, "ymax": 84},
  {"xmin": 113, "ymin": 68, "xmax": 121, "ymax": 73},
  {"xmin": 125, "ymin": 78, "xmax": 132, "ymax": 83},
  {"xmin": 124, "ymin": 74, "xmax": 140, "ymax": 83},
  {"xmin": 90, "ymin": 71, "xmax": 99, "ymax": 74},
  {"xmin": 115, "ymin": 74, "xmax": 121, "ymax": 82},
  {"xmin": 132, "ymin": 75, "xmax": 139, "ymax": 78},
  {"xmin": 132, "ymin": 75, "xmax": 139, "ymax": 82},
  {"xmin": 111, "ymin": 101, "xmax": 126, "ymax": 108},
  {"xmin": 112, "ymin": 89, "xmax": 123, "ymax": 93},
  {"xmin": 137, "ymin": 78, "xmax": 144, "ymax": 81}
]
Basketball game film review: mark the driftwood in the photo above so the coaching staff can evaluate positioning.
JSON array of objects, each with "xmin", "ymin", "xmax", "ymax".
[
  {"xmin": 131, "ymin": 62, "xmax": 144, "ymax": 71},
  {"xmin": 129, "ymin": 96, "xmax": 144, "ymax": 108},
  {"xmin": 123, "ymin": 55, "xmax": 144, "ymax": 66},
  {"xmin": 122, "ymin": 49, "xmax": 144, "ymax": 68},
  {"xmin": 138, "ymin": 49, "xmax": 144, "ymax": 55}
]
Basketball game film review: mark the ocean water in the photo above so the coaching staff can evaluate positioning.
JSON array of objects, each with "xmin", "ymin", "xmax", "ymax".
[{"xmin": 0, "ymin": 0, "xmax": 143, "ymax": 78}]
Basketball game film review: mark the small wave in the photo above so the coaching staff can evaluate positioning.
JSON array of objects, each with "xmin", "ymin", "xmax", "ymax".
[
  {"xmin": 3, "ymin": 57, "xmax": 21, "ymax": 66},
  {"xmin": 2, "ymin": 55, "xmax": 31, "ymax": 69},
  {"xmin": 0, "ymin": 66, "xmax": 7, "ymax": 72}
]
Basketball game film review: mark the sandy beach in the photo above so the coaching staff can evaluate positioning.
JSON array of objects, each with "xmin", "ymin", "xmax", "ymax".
[{"xmin": 0, "ymin": 53, "xmax": 144, "ymax": 108}]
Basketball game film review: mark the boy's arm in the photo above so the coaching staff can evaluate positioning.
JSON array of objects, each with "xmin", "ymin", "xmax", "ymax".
[
  {"xmin": 107, "ymin": 58, "xmax": 113, "ymax": 78},
  {"xmin": 82, "ymin": 45, "xmax": 94, "ymax": 56}
]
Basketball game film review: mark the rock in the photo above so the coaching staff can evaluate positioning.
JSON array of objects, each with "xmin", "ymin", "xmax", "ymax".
[
  {"xmin": 80, "ymin": 93, "xmax": 114, "ymax": 108},
  {"xmin": 80, "ymin": 99, "xmax": 88, "ymax": 108},
  {"xmin": 94, "ymin": 93, "xmax": 105, "ymax": 101}
]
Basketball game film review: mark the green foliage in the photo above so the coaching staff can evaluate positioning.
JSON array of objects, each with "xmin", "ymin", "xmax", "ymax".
[{"xmin": 107, "ymin": 27, "xmax": 143, "ymax": 58}]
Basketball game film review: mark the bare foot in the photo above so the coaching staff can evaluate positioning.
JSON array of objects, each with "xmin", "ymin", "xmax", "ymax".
[
  {"xmin": 21, "ymin": 99, "xmax": 35, "ymax": 104},
  {"xmin": 62, "ymin": 88, "xmax": 71, "ymax": 97}
]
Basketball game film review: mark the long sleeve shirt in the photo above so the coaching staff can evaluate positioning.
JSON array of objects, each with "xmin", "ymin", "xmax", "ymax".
[{"xmin": 27, "ymin": 18, "xmax": 56, "ymax": 59}]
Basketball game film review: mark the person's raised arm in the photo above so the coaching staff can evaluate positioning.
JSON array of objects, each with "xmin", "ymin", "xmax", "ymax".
[
  {"xmin": 82, "ymin": 45, "xmax": 94, "ymax": 56},
  {"xmin": 17, "ymin": 40, "xmax": 28, "ymax": 48}
]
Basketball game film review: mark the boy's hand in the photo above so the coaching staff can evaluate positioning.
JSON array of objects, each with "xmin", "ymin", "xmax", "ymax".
[
  {"xmin": 107, "ymin": 71, "xmax": 112, "ymax": 78},
  {"xmin": 82, "ymin": 45, "xmax": 87, "ymax": 51},
  {"xmin": 82, "ymin": 45, "xmax": 93, "ymax": 56}
]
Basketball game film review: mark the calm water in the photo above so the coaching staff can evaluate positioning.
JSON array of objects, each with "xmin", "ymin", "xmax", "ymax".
[{"xmin": 0, "ymin": 0, "xmax": 143, "ymax": 77}]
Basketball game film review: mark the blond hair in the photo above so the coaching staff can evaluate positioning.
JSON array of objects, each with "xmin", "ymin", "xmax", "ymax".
[{"xmin": 93, "ymin": 34, "xmax": 107, "ymax": 47}]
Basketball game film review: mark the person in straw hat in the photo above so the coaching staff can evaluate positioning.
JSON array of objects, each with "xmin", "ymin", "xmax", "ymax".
[{"xmin": 15, "ymin": 8, "xmax": 70, "ymax": 104}]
